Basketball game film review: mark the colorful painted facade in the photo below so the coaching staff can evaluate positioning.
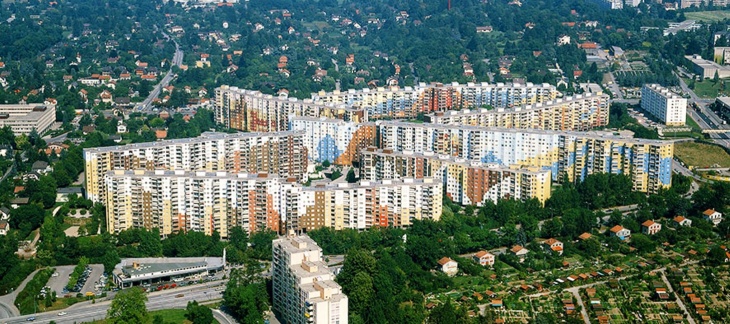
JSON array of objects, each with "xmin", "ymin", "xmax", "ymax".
[
  {"xmin": 377, "ymin": 121, "xmax": 674, "ymax": 193},
  {"xmin": 84, "ymin": 131, "xmax": 307, "ymax": 203},
  {"xmin": 359, "ymin": 148, "xmax": 552, "ymax": 205},
  {"xmin": 426, "ymin": 92, "xmax": 610, "ymax": 131},
  {"xmin": 289, "ymin": 116, "xmax": 377, "ymax": 165}
]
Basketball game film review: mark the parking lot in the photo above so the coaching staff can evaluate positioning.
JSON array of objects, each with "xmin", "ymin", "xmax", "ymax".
[
  {"xmin": 46, "ymin": 264, "xmax": 105, "ymax": 297},
  {"xmin": 46, "ymin": 265, "xmax": 76, "ymax": 297}
]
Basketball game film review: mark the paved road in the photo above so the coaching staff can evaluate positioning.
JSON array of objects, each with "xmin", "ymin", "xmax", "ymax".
[
  {"xmin": 606, "ymin": 72, "xmax": 623, "ymax": 100},
  {"xmin": 0, "ymin": 269, "xmax": 41, "ymax": 318},
  {"xmin": 658, "ymin": 269, "xmax": 696, "ymax": 324},
  {"xmin": 565, "ymin": 286, "xmax": 590, "ymax": 324},
  {"xmin": 137, "ymin": 29, "xmax": 183, "ymax": 111},
  {"xmin": 2, "ymin": 283, "xmax": 226, "ymax": 323}
]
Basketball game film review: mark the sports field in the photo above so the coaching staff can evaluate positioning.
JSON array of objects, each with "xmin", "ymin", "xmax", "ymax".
[{"xmin": 685, "ymin": 11, "xmax": 730, "ymax": 22}]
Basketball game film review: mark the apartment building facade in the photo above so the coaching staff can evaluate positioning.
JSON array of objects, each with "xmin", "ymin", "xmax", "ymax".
[
  {"xmin": 294, "ymin": 178, "xmax": 443, "ymax": 232},
  {"xmin": 103, "ymin": 170, "xmax": 299, "ymax": 237},
  {"xmin": 640, "ymin": 84, "xmax": 687, "ymax": 126},
  {"xmin": 359, "ymin": 148, "xmax": 552, "ymax": 205},
  {"xmin": 377, "ymin": 122, "xmax": 674, "ymax": 193},
  {"xmin": 103, "ymin": 169, "xmax": 442, "ymax": 236},
  {"xmin": 310, "ymin": 82, "xmax": 559, "ymax": 118},
  {"xmin": 289, "ymin": 117, "xmax": 377, "ymax": 165},
  {"xmin": 214, "ymin": 85, "xmax": 367, "ymax": 132},
  {"xmin": 426, "ymin": 92, "xmax": 610, "ymax": 131},
  {"xmin": 84, "ymin": 131, "xmax": 307, "ymax": 202},
  {"xmin": 272, "ymin": 235, "xmax": 348, "ymax": 324}
]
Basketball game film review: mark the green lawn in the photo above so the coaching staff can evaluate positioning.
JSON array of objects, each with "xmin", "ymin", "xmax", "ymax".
[
  {"xmin": 685, "ymin": 78, "xmax": 730, "ymax": 98},
  {"xmin": 675, "ymin": 142, "xmax": 730, "ymax": 168},
  {"xmin": 685, "ymin": 11, "xmax": 730, "ymax": 22},
  {"xmin": 86, "ymin": 308, "xmax": 220, "ymax": 324}
]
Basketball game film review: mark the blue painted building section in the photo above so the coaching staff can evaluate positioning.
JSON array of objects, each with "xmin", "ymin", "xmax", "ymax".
[
  {"xmin": 316, "ymin": 135, "xmax": 342, "ymax": 163},
  {"xmin": 481, "ymin": 151, "xmax": 504, "ymax": 165},
  {"xmin": 659, "ymin": 157, "xmax": 672, "ymax": 185},
  {"xmin": 643, "ymin": 153, "xmax": 650, "ymax": 174}
]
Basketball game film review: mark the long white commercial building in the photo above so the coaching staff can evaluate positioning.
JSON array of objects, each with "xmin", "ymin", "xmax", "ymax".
[
  {"xmin": 0, "ymin": 103, "xmax": 56, "ymax": 135},
  {"xmin": 377, "ymin": 121, "xmax": 674, "ymax": 194},
  {"xmin": 640, "ymin": 84, "xmax": 687, "ymax": 126},
  {"xmin": 273, "ymin": 235, "xmax": 348, "ymax": 324}
]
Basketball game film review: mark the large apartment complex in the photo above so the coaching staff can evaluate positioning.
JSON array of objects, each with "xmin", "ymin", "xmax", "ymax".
[
  {"xmin": 293, "ymin": 178, "xmax": 442, "ymax": 232},
  {"xmin": 426, "ymin": 92, "xmax": 610, "ymax": 131},
  {"xmin": 0, "ymin": 103, "xmax": 56, "ymax": 135},
  {"xmin": 84, "ymin": 131, "xmax": 307, "ymax": 202},
  {"xmin": 214, "ymin": 85, "xmax": 366, "ymax": 132},
  {"xmin": 360, "ymin": 148, "xmax": 552, "ymax": 205},
  {"xmin": 103, "ymin": 170, "xmax": 298, "ymax": 237},
  {"xmin": 377, "ymin": 122, "xmax": 674, "ymax": 193},
  {"xmin": 215, "ymin": 82, "xmax": 559, "ymax": 131},
  {"xmin": 272, "ymin": 235, "xmax": 348, "ymax": 324},
  {"xmin": 310, "ymin": 82, "xmax": 559, "ymax": 118},
  {"xmin": 103, "ymin": 169, "xmax": 442, "ymax": 236},
  {"xmin": 640, "ymin": 84, "xmax": 687, "ymax": 126},
  {"xmin": 289, "ymin": 117, "xmax": 376, "ymax": 165}
]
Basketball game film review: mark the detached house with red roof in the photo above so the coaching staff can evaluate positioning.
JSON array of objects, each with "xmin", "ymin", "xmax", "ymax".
[
  {"xmin": 438, "ymin": 257, "xmax": 458, "ymax": 276},
  {"xmin": 542, "ymin": 238, "xmax": 564, "ymax": 255},
  {"xmin": 641, "ymin": 220, "xmax": 662, "ymax": 235},
  {"xmin": 673, "ymin": 216, "xmax": 692, "ymax": 227},
  {"xmin": 609, "ymin": 225, "xmax": 631, "ymax": 241},
  {"xmin": 703, "ymin": 209, "xmax": 723, "ymax": 226},
  {"xmin": 473, "ymin": 251, "xmax": 495, "ymax": 266}
]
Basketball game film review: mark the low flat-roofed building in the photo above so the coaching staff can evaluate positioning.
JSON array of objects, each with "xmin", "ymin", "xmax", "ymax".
[
  {"xmin": 685, "ymin": 54, "xmax": 730, "ymax": 79},
  {"xmin": 112, "ymin": 257, "xmax": 224, "ymax": 287},
  {"xmin": 715, "ymin": 96, "xmax": 730, "ymax": 120},
  {"xmin": 0, "ymin": 103, "xmax": 56, "ymax": 135}
]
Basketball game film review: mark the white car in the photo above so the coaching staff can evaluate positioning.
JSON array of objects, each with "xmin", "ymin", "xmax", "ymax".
[{"xmin": 57, "ymin": 312, "xmax": 67, "ymax": 316}]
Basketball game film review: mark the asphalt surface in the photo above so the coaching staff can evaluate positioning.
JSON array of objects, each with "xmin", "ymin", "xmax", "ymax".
[
  {"xmin": 46, "ymin": 266, "xmax": 75, "ymax": 298},
  {"xmin": 0, "ymin": 269, "xmax": 41, "ymax": 318},
  {"xmin": 2, "ymin": 282, "xmax": 227, "ymax": 324},
  {"xmin": 78, "ymin": 265, "xmax": 104, "ymax": 296}
]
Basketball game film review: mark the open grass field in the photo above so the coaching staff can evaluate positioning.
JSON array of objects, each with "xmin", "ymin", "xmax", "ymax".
[
  {"xmin": 674, "ymin": 142, "xmax": 730, "ymax": 168},
  {"xmin": 685, "ymin": 11, "xmax": 730, "ymax": 22},
  {"xmin": 684, "ymin": 78, "xmax": 729, "ymax": 99}
]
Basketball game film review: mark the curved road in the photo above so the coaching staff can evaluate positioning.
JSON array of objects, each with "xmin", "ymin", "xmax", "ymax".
[{"xmin": 0, "ymin": 269, "xmax": 41, "ymax": 318}]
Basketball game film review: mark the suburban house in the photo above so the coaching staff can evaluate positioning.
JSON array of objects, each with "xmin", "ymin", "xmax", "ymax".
[
  {"xmin": 641, "ymin": 220, "xmax": 662, "ymax": 235},
  {"xmin": 542, "ymin": 238, "xmax": 564, "ymax": 255},
  {"xmin": 0, "ymin": 219, "xmax": 7, "ymax": 235},
  {"xmin": 437, "ymin": 257, "xmax": 458, "ymax": 276},
  {"xmin": 0, "ymin": 206, "xmax": 10, "ymax": 220},
  {"xmin": 473, "ymin": 250, "xmax": 495, "ymax": 266},
  {"xmin": 56, "ymin": 187, "xmax": 84, "ymax": 203},
  {"xmin": 609, "ymin": 225, "xmax": 631, "ymax": 241},
  {"xmin": 31, "ymin": 161, "xmax": 52, "ymax": 175},
  {"xmin": 703, "ymin": 209, "xmax": 723, "ymax": 226},
  {"xmin": 672, "ymin": 215, "xmax": 692, "ymax": 227},
  {"xmin": 511, "ymin": 245, "xmax": 530, "ymax": 262},
  {"xmin": 578, "ymin": 232, "xmax": 592, "ymax": 241}
]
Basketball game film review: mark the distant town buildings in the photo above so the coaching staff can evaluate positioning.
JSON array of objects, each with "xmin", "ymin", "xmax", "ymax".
[
  {"xmin": 640, "ymin": 84, "xmax": 687, "ymax": 126},
  {"xmin": 272, "ymin": 235, "xmax": 348, "ymax": 324}
]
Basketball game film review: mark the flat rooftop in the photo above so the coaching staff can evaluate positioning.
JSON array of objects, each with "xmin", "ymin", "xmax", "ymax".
[{"xmin": 113, "ymin": 257, "xmax": 224, "ymax": 279}]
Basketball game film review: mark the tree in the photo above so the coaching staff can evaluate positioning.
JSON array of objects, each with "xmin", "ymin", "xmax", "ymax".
[
  {"xmin": 107, "ymin": 287, "xmax": 149, "ymax": 324},
  {"xmin": 185, "ymin": 301, "xmax": 214, "ymax": 324},
  {"xmin": 346, "ymin": 168, "xmax": 357, "ymax": 183}
]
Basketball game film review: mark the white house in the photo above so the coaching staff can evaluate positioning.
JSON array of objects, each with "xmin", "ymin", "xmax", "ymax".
[
  {"xmin": 641, "ymin": 220, "xmax": 662, "ymax": 235},
  {"xmin": 0, "ymin": 207, "xmax": 9, "ymax": 220},
  {"xmin": 672, "ymin": 215, "xmax": 692, "ymax": 227},
  {"xmin": 510, "ymin": 245, "xmax": 529, "ymax": 262},
  {"xmin": 609, "ymin": 225, "xmax": 631, "ymax": 241},
  {"xmin": 542, "ymin": 238, "xmax": 564, "ymax": 255},
  {"xmin": 0, "ymin": 219, "xmax": 7, "ymax": 235},
  {"xmin": 437, "ymin": 257, "xmax": 458, "ymax": 276},
  {"xmin": 473, "ymin": 250, "xmax": 495, "ymax": 266},
  {"xmin": 703, "ymin": 209, "xmax": 723, "ymax": 226}
]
